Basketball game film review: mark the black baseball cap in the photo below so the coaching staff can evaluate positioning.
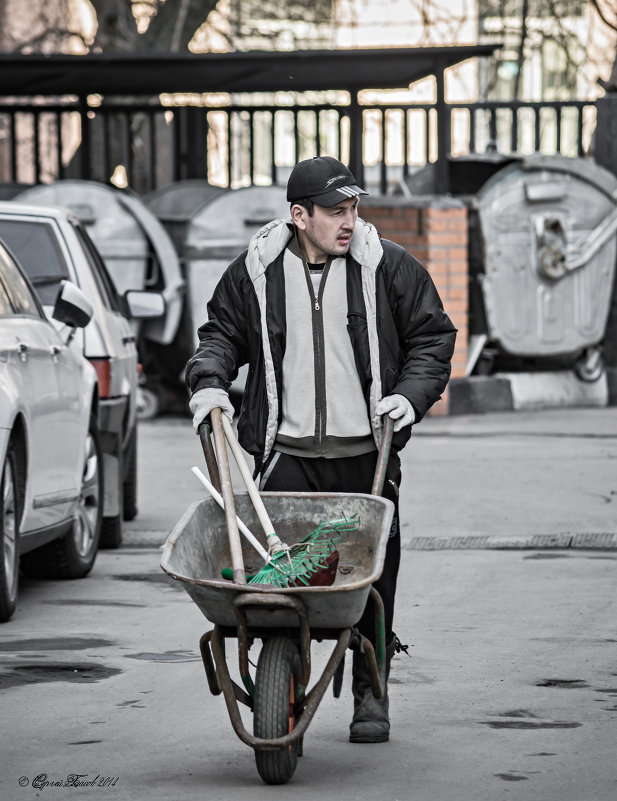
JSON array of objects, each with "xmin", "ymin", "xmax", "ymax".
[{"xmin": 287, "ymin": 156, "xmax": 368, "ymax": 208}]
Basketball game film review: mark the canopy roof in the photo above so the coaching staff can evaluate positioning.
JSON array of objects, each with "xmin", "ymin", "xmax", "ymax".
[{"xmin": 0, "ymin": 45, "xmax": 499, "ymax": 96}]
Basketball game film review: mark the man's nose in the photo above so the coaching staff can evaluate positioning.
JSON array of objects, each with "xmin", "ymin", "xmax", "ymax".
[{"xmin": 342, "ymin": 208, "xmax": 356, "ymax": 226}]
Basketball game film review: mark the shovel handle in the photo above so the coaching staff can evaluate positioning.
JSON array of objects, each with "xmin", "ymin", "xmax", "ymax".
[{"xmin": 371, "ymin": 415, "xmax": 395, "ymax": 497}]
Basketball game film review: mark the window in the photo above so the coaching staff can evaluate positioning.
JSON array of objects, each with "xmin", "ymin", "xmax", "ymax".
[
  {"xmin": 0, "ymin": 246, "xmax": 44, "ymax": 318},
  {"xmin": 480, "ymin": 0, "xmax": 583, "ymax": 17},
  {"xmin": 0, "ymin": 273, "xmax": 12, "ymax": 316},
  {"xmin": 72, "ymin": 221, "xmax": 123, "ymax": 313},
  {"xmin": 0, "ymin": 219, "xmax": 70, "ymax": 305}
]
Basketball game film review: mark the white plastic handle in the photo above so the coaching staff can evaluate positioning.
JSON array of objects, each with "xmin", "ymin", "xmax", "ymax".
[{"xmin": 191, "ymin": 466, "xmax": 270, "ymax": 564}]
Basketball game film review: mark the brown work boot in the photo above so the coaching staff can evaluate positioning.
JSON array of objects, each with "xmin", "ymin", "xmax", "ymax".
[{"xmin": 349, "ymin": 634, "xmax": 397, "ymax": 743}]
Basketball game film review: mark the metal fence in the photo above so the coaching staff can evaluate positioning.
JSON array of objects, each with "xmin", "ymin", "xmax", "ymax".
[{"xmin": 0, "ymin": 96, "xmax": 597, "ymax": 195}]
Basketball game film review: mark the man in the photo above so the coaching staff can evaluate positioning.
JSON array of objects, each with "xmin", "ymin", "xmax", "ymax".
[{"xmin": 186, "ymin": 156, "xmax": 456, "ymax": 743}]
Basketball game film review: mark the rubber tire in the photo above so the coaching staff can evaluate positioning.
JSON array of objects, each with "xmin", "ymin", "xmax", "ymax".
[
  {"xmin": 136, "ymin": 386, "xmax": 160, "ymax": 421},
  {"xmin": 253, "ymin": 637, "xmax": 301, "ymax": 785},
  {"xmin": 122, "ymin": 426, "xmax": 138, "ymax": 522},
  {"xmin": 21, "ymin": 416, "xmax": 102, "ymax": 579},
  {"xmin": 0, "ymin": 446, "xmax": 19, "ymax": 622}
]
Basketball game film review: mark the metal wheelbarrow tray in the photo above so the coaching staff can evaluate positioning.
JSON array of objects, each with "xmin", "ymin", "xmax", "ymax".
[{"xmin": 161, "ymin": 490, "xmax": 394, "ymax": 629}]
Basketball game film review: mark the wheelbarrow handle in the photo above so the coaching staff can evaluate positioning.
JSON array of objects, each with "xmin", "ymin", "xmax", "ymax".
[
  {"xmin": 209, "ymin": 408, "xmax": 246, "ymax": 586},
  {"xmin": 198, "ymin": 422, "xmax": 221, "ymax": 494},
  {"xmin": 371, "ymin": 415, "xmax": 395, "ymax": 497}
]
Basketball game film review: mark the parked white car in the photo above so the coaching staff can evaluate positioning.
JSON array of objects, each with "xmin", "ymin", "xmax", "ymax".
[
  {"xmin": 0, "ymin": 243, "xmax": 101, "ymax": 622},
  {"xmin": 0, "ymin": 202, "xmax": 164, "ymax": 548}
]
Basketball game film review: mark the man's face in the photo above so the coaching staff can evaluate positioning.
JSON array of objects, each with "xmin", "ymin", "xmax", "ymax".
[{"xmin": 292, "ymin": 197, "xmax": 359, "ymax": 263}]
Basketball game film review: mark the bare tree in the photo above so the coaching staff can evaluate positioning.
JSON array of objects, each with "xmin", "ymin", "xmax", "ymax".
[
  {"xmin": 1, "ymin": 0, "xmax": 336, "ymax": 54},
  {"xmin": 478, "ymin": 0, "xmax": 616, "ymax": 101},
  {"xmin": 591, "ymin": 0, "xmax": 617, "ymax": 90}
]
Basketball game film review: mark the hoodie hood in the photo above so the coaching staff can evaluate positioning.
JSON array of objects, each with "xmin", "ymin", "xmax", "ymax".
[
  {"xmin": 246, "ymin": 216, "xmax": 383, "ymax": 279},
  {"xmin": 245, "ymin": 218, "xmax": 293, "ymax": 281}
]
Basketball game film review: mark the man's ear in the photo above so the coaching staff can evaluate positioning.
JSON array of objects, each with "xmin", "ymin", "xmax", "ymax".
[{"xmin": 291, "ymin": 203, "xmax": 307, "ymax": 230}]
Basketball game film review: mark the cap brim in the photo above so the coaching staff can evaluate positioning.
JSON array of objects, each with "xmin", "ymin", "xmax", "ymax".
[{"xmin": 308, "ymin": 184, "xmax": 369, "ymax": 208}]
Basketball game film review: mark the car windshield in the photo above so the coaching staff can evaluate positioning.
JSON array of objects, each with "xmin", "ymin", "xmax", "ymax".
[{"xmin": 0, "ymin": 219, "xmax": 70, "ymax": 305}]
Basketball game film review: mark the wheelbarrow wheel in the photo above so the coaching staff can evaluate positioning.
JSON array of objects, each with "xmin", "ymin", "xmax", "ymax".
[{"xmin": 253, "ymin": 636, "xmax": 301, "ymax": 785}]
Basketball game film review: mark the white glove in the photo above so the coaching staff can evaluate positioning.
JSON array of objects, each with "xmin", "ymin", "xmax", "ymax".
[
  {"xmin": 375, "ymin": 394, "xmax": 415, "ymax": 432},
  {"xmin": 189, "ymin": 388, "xmax": 234, "ymax": 433}
]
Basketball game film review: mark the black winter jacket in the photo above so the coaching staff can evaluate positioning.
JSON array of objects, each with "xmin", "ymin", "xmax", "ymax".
[{"xmin": 186, "ymin": 218, "xmax": 457, "ymax": 471}]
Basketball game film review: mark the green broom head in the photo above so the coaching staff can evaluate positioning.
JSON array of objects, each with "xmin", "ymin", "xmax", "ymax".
[{"xmin": 248, "ymin": 516, "xmax": 360, "ymax": 588}]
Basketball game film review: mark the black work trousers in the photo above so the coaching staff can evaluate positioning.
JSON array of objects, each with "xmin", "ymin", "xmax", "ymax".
[{"xmin": 261, "ymin": 449, "xmax": 401, "ymax": 642}]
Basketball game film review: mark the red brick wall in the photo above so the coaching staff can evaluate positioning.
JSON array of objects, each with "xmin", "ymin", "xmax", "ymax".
[{"xmin": 361, "ymin": 199, "xmax": 468, "ymax": 416}]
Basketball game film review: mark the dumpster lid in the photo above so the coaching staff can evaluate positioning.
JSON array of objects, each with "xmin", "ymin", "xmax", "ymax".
[
  {"xmin": 17, "ymin": 181, "xmax": 149, "ymax": 256},
  {"xmin": 476, "ymin": 154, "xmax": 617, "ymax": 204},
  {"xmin": 144, "ymin": 180, "xmax": 228, "ymax": 222},
  {"xmin": 184, "ymin": 186, "xmax": 289, "ymax": 253}
]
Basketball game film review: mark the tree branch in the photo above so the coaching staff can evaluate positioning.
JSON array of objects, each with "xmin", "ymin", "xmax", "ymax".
[
  {"xmin": 589, "ymin": 0, "xmax": 617, "ymax": 34},
  {"xmin": 141, "ymin": 0, "xmax": 218, "ymax": 50},
  {"xmin": 89, "ymin": 0, "xmax": 140, "ymax": 50}
]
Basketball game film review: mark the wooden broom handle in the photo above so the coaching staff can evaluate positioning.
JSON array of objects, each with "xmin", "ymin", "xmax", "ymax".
[
  {"xmin": 209, "ymin": 408, "xmax": 246, "ymax": 585},
  {"xmin": 221, "ymin": 414, "xmax": 277, "ymax": 539}
]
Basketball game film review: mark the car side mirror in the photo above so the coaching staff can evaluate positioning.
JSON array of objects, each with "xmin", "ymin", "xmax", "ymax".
[
  {"xmin": 52, "ymin": 280, "xmax": 93, "ymax": 328},
  {"xmin": 124, "ymin": 289, "xmax": 166, "ymax": 320}
]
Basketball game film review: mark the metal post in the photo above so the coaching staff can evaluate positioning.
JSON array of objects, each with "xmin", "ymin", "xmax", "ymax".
[
  {"xmin": 348, "ymin": 91, "xmax": 364, "ymax": 187},
  {"xmin": 176, "ymin": 106, "xmax": 208, "ymax": 180},
  {"xmin": 435, "ymin": 63, "xmax": 450, "ymax": 194},
  {"xmin": 79, "ymin": 96, "xmax": 91, "ymax": 180}
]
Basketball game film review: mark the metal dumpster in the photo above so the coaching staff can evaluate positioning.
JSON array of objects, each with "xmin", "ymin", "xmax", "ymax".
[
  {"xmin": 184, "ymin": 186, "xmax": 288, "ymax": 342},
  {"xmin": 147, "ymin": 183, "xmax": 290, "ymax": 397},
  {"xmin": 467, "ymin": 155, "xmax": 617, "ymax": 380},
  {"xmin": 144, "ymin": 180, "xmax": 228, "ymax": 252}
]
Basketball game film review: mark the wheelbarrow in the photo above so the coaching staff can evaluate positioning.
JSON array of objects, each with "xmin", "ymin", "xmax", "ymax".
[{"xmin": 160, "ymin": 417, "xmax": 395, "ymax": 785}]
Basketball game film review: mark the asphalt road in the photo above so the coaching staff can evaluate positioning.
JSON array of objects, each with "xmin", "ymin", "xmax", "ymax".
[{"xmin": 0, "ymin": 408, "xmax": 615, "ymax": 801}]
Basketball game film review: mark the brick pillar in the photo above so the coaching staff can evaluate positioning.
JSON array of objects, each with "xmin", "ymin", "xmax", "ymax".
[{"xmin": 360, "ymin": 197, "xmax": 468, "ymax": 415}]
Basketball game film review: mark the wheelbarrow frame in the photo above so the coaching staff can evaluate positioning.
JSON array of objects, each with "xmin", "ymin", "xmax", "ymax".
[{"xmin": 198, "ymin": 587, "xmax": 387, "ymax": 751}]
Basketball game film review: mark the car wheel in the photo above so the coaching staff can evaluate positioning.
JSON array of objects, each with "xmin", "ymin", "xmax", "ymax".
[
  {"xmin": 136, "ymin": 386, "xmax": 160, "ymax": 421},
  {"xmin": 122, "ymin": 426, "xmax": 138, "ymax": 522},
  {"xmin": 0, "ymin": 446, "xmax": 20, "ymax": 623},
  {"xmin": 21, "ymin": 416, "xmax": 102, "ymax": 579}
]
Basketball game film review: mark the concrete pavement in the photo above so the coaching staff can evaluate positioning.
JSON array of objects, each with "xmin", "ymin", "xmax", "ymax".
[
  {"xmin": 402, "ymin": 406, "xmax": 617, "ymax": 548},
  {"xmin": 0, "ymin": 406, "xmax": 614, "ymax": 800}
]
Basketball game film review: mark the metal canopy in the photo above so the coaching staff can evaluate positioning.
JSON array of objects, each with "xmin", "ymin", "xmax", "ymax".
[{"xmin": 0, "ymin": 45, "xmax": 499, "ymax": 96}]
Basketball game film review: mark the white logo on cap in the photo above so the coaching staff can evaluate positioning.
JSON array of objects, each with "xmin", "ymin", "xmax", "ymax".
[
  {"xmin": 336, "ymin": 186, "xmax": 360, "ymax": 197},
  {"xmin": 325, "ymin": 175, "xmax": 348, "ymax": 188}
]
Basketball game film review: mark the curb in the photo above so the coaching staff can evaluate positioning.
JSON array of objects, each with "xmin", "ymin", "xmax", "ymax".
[
  {"xmin": 449, "ymin": 370, "xmax": 615, "ymax": 415},
  {"xmin": 403, "ymin": 532, "xmax": 617, "ymax": 551}
]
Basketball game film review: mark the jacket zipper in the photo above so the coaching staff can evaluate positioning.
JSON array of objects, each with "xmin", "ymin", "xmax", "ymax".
[{"xmin": 302, "ymin": 256, "xmax": 332, "ymax": 454}]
